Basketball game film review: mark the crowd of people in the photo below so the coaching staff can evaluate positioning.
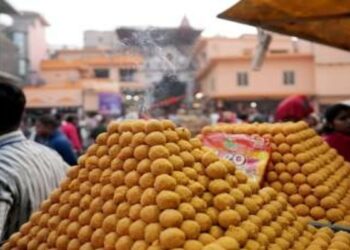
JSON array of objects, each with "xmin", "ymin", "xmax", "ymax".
[
  {"xmin": 21, "ymin": 112, "xmax": 109, "ymax": 166},
  {"xmin": 188, "ymin": 95, "xmax": 350, "ymax": 162},
  {"xmin": 273, "ymin": 95, "xmax": 350, "ymax": 162},
  {"xmin": 0, "ymin": 81, "xmax": 349, "ymax": 243},
  {"xmin": 20, "ymin": 94, "xmax": 350, "ymax": 166}
]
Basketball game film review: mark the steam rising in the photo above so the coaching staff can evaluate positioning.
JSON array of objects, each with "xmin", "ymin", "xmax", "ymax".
[{"xmin": 116, "ymin": 25, "xmax": 198, "ymax": 117}]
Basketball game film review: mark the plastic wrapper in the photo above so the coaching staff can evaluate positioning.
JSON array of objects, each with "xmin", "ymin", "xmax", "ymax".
[{"xmin": 202, "ymin": 133, "xmax": 271, "ymax": 184}]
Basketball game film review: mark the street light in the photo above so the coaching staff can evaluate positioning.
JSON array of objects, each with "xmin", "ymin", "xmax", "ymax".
[
  {"xmin": 195, "ymin": 92, "xmax": 204, "ymax": 100},
  {"xmin": 250, "ymin": 102, "xmax": 257, "ymax": 108}
]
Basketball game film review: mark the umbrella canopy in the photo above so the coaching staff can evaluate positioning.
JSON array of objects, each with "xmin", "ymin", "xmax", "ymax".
[{"xmin": 218, "ymin": 0, "xmax": 350, "ymax": 51}]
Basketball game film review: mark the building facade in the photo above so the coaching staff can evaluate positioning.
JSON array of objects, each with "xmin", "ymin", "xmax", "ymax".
[
  {"xmin": 0, "ymin": 0, "xmax": 20, "ymax": 83},
  {"xmin": 115, "ymin": 18, "xmax": 201, "ymax": 106},
  {"xmin": 83, "ymin": 17, "xmax": 201, "ymax": 106},
  {"xmin": 194, "ymin": 34, "xmax": 350, "ymax": 113},
  {"xmin": 312, "ymin": 44, "xmax": 350, "ymax": 105},
  {"xmin": 6, "ymin": 11, "xmax": 49, "ymax": 84},
  {"xmin": 84, "ymin": 30, "xmax": 119, "ymax": 49},
  {"xmin": 51, "ymin": 49, "xmax": 146, "ymax": 94},
  {"xmin": 24, "ymin": 49, "xmax": 144, "ymax": 114},
  {"xmin": 0, "ymin": 31, "xmax": 19, "ymax": 82}
]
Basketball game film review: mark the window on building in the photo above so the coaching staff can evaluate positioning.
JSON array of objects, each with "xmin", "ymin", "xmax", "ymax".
[
  {"xmin": 237, "ymin": 72, "xmax": 249, "ymax": 86},
  {"xmin": 283, "ymin": 71, "xmax": 295, "ymax": 85},
  {"xmin": 18, "ymin": 59, "xmax": 27, "ymax": 76},
  {"xmin": 119, "ymin": 69, "xmax": 137, "ymax": 82},
  {"xmin": 94, "ymin": 68, "xmax": 110, "ymax": 78},
  {"xmin": 13, "ymin": 32, "xmax": 26, "ymax": 57}
]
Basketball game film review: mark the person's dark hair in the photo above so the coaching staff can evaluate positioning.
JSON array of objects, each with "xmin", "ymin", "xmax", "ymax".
[
  {"xmin": 54, "ymin": 113, "xmax": 62, "ymax": 122},
  {"xmin": 66, "ymin": 115, "xmax": 75, "ymax": 123},
  {"xmin": 237, "ymin": 113, "xmax": 248, "ymax": 121},
  {"xmin": 38, "ymin": 115, "xmax": 60, "ymax": 129},
  {"xmin": 0, "ymin": 82, "xmax": 26, "ymax": 133},
  {"xmin": 322, "ymin": 104, "xmax": 350, "ymax": 134}
]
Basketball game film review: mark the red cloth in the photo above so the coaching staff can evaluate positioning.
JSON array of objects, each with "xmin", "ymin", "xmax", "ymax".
[
  {"xmin": 324, "ymin": 132, "xmax": 350, "ymax": 162},
  {"xmin": 61, "ymin": 122, "xmax": 82, "ymax": 151},
  {"xmin": 151, "ymin": 95, "xmax": 185, "ymax": 109},
  {"xmin": 275, "ymin": 95, "xmax": 314, "ymax": 122}
]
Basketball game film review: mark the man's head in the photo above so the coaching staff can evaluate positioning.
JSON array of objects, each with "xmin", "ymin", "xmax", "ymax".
[
  {"xmin": 0, "ymin": 82, "xmax": 26, "ymax": 135},
  {"xmin": 324, "ymin": 104, "xmax": 350, "ymax": 135},
  {"xmin": 275, "ymin": 95, "xmax": 314, "ymax": 122},
  {"xmin": 36, "ymin": 115, "xmax": 59, "ymax": 137},
  {"xmin": 66, "ymin": 115, "xmax": 76, "ymax": 124}
]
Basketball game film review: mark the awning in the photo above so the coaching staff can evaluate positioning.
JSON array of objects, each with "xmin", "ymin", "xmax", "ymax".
[
  {"xmin": 24, "ymin": 88, "xmax": 83, "ymax": 108},
  {"xmin": 218, "ymin": 0, "xmax": 350, "ymax": 51}
]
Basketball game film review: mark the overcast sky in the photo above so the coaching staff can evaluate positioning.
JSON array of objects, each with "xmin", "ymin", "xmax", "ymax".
[{"xmin": 10, "ymin": 0, "xmax": 255, "ymax": 47}]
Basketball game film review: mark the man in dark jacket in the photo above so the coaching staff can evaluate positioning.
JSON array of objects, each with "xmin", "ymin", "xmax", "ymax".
[{"xmin": 36, "ymin": 115, "xmax": 77, "ymax": 165}]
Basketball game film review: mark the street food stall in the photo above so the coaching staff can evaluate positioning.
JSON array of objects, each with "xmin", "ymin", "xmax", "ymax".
[{"xmin": 4, "ymin": 2, "xmax": 350, "ymax": 249}]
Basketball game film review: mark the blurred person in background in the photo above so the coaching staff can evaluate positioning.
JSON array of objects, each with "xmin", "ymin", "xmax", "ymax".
[
  {"xmin": 90, "ymin": 115, "xmax": 108, "ymax": 141},
  {"xmin": 0, "ymin": 82, "xmax": 67, "ymax": 242},
  {"xmin": 248, "ymin": 107, "xmax": 266, "ymax": 123},
  {"xmin": 36, "ymin": 115, "xmax": 77, "ymax": 165},
  {"xmin": 218, "ymin": 110, "xmax": 236, "ymax": 123},
  {"xmin": 306, "ymin": 114, "xmax": 321, "ymax": 132},
  {"xmin": 275, "ymin": 95, "xmax": 314, "ymax": 123},
  {"xmin": 209, "ymin": 108, "xmax": 220, "ymax": 125},
  {"xmin": 61, "ymin": 115, "xmax": 82, "ymax": 154},
  {"xmin": 20, "ymin": 116, "xmax": 36, "ymax": 140},
  {"xmin": 237, "ymin": 113, "xmax": 249, "ymax": 123},
  {"xmin": 322, "ymin": 104, "xmax": 350, "ymax": 161},
  {"xmin": 78, "ymin": 116, "xmax": 90, "ymax": 150},
  {"xmin": 86, "ymin": 113, "xmax": 99, "ymax": 131}
]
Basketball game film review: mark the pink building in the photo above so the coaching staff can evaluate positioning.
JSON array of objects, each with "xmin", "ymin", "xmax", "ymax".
[
  {"xmin": 43, "ymin": 50, "xmax": 145, "ymax": 92},
  {"xmin": 24, "ymin": 51, "xmax": 145, "ymax": 113},
  {"xmin": 312, "ymin": 44, "xmax": 350, "ymax": 104},
  {"xmin": 194, "ymin": 34, "xmax": 350, "ymax": 113},
  {"xmin": 8, "ymin": 11, "xmax": 49, "ymax": 84}
]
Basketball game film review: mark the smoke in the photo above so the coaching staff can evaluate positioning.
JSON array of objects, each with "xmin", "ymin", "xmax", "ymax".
[{"xmin": 117, "ymin": 26, "xmax": 194, "ymax": 118}]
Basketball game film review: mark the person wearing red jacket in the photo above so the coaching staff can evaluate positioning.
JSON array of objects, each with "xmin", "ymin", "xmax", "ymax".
[
  {"xmin": 322, "ymin": 104, "xmax": 350, "ymax": 162},
  {"xmin": 275, "ymin": 95, "xmax": 314, "ymax": 122},
  {"xmin": 61, "ymin": 115, "xmax": 82, "ymax": 153}
]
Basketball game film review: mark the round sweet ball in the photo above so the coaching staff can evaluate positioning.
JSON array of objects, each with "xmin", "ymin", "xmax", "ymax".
[
  {"xmin": 326, "ymin": 208, "xmax": 344, "ymax": 222},
  {"xmin": 202, "ymin": 243, "xmax": 226, "ymax": 250},
  {"xmin": 160, "ymin": 228, "xmax": 185, "ymax": 249},
  {"xmin": 184, "ymin": 240, "xmax": 204, "ymax": 250},
  {"xmin": 320, "ymin": 196, "xmax": 338, "ymax": 209},
  {"xmin": 310, "ymin": 206, "xmax": 326, "ymax": 220},
  {"xmin": 145, "ymin": 132, "xmax": 166, "ymax": 146},
  {"xmin": 313, "ymin": 185, "xmax": 330, "ymax": 199},
  {"xmin": 295, "ymin": 204, "xmax": 310, "ymax": 217},
  {"xmin": 225, "ymin": 227, "xmax": 248, "ymax": 246},
  {"xmin": 215, "ymin": 237, "xmax": 239, "ymax": 250}
]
